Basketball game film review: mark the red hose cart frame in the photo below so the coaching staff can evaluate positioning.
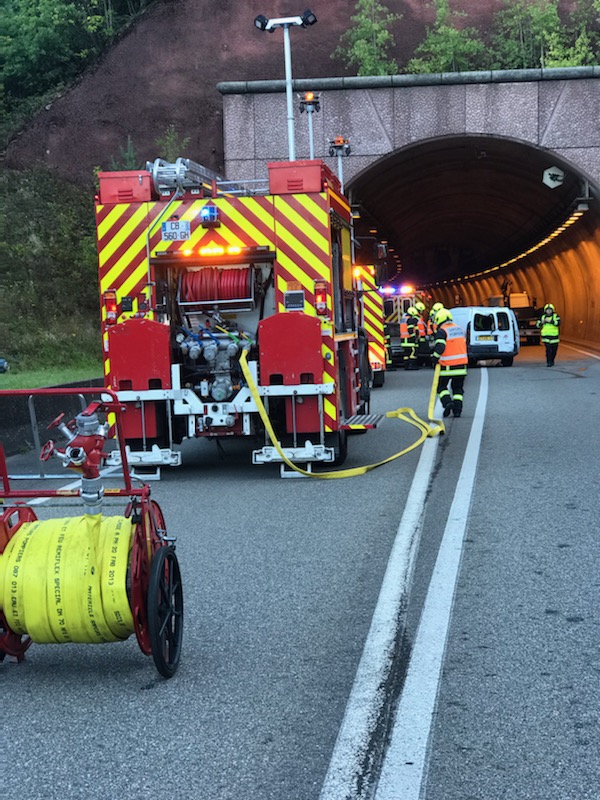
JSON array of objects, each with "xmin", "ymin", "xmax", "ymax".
[{"xmin": 0, "ymin": 387, "xmax": 183, "ymax": 678}]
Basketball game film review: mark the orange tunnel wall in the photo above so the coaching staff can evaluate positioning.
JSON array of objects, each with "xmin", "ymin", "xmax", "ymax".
[{"xmin": 432, "ymin": 219, "xmax": 600, "ymax": 347}]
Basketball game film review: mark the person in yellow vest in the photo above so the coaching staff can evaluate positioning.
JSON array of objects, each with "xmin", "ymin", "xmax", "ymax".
[
  {"xmin": 432, "ymin": 308, "xmax": 468, "ymax": 417},
  {"xmin": 536, "ymin": 303, "xmax": 560, "ymax": 367}
]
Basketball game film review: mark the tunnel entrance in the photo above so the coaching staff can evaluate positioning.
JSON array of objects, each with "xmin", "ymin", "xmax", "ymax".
[{"xmin": 348, "ymin": 134, "xmax": 595, "ymax": 288}]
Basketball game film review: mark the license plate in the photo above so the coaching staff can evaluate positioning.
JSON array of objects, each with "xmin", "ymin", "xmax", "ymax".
[
  {"xmin": 161, "ymin": 220, "xmax": 190, "ymax": 241},
  {"xmin": 477, "ymin": 335, "xmax": 494, "ymax": 341}
]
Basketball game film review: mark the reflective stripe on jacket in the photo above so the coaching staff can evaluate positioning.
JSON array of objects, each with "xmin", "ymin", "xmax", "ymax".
[
  {"xmin": 400, "ymin": 314, "xmax": 408, "ymax": 339},
  {"xmin": 434, "ymin": 322, "xmax": 468, "ymax": 373}
]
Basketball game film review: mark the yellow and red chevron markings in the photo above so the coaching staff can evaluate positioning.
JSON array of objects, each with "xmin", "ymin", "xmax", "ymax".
[{"xmin": 356, "ymin": 267, "xmax": 386, "ymax": 372}]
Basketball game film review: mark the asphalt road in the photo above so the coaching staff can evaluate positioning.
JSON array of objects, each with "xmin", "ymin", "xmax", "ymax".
[{"xmin": 3, "ymin": 343, "xmax": 599, "ymax": 800}]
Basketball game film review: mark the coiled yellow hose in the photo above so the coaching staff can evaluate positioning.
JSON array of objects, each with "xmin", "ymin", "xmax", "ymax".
[{"xmin": 0, "ymin": 514, "xmax": 134, "ymax": 644}]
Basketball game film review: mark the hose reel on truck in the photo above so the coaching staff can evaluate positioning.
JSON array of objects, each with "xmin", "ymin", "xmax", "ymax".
[{"xmin": 0, "ymin": 388, "xmax": 183, "ymax": 678}]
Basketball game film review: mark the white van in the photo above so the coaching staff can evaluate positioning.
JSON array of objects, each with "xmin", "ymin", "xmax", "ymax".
[{"xmin": 449, "ymin": 306, "xmax": 520, "ymax": 366}]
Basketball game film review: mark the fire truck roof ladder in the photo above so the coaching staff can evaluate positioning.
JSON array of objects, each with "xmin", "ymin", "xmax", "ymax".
[{"xmin": 146, "ymin": 157, "xmax": 223, "ymax": 196}]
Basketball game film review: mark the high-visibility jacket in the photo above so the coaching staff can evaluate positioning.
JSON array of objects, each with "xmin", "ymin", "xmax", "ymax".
[
  {"xmin": 400, "ymin": 313, "xmax": 419, "ymax": 345},
  {"xmin": 417, "ymin": 317, "xmax": 426, "ymax": 340},
  {"xmin": 536, "ymin": 312, "xmax": 560, "ymax": 342},
  {"xmin": 433, "ymin": 322, "xmax": 468, "ymax": 375}
]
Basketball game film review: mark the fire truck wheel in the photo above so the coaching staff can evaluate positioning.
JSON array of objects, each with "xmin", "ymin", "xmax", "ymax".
[
  {"xmin": 147, "ymin": 546, "xmax": 184, "ymax": 679},
  {"xmin": 326, "ymin": 430, "xmax": 348, "ymax": 466},
  {"xmin": 372, "ymin": 371, "xmax": 385, "ymax": 388}
]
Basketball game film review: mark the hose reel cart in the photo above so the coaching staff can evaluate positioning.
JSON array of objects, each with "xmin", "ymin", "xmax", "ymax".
[{"xmin": 0, "ymin": 388, "xmax": 183, "ymax": 678}]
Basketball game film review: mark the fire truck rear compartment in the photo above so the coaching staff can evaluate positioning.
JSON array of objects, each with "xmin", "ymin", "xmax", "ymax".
[{"xmin": 97, "ymin": 158, "xmax": 378, "ymax": 472}]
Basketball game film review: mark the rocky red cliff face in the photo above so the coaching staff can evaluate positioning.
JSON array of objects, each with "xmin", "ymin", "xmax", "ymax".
[{"xmin": 5, "ymin": 0, "xmax": 514, "ymax": 182}]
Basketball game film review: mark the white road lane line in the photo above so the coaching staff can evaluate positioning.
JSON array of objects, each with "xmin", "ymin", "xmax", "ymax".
[
  {"xmin": 374, "ymin": 368, "xmax": 489, "ymax": 800},
  {"xmin": 27, "ymin": 466, "xmax": 121, "ymax": 506},
  {"xmin": 561, "ymin": 343, "xmax": 600, "ymax": 360},
  {"xmin": 319, "ymin": 432, "xmax": 441, "ymax": 800}
]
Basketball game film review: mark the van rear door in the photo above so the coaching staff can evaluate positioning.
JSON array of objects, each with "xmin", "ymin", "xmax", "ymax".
[
  {"xmin": 495, "ymin": 310, "xmax": 515, "ymax": 354},
  {"xmin": 471, "ymin": 311, "xmax": 497, "ymax": 348},
  {"xmin": 470, "ymin": 310, "xmax": 515, "ymax": 354}
]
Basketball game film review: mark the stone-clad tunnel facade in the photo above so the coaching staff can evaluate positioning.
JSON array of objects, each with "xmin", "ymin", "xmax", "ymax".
[
  {"xmin": 219, "ymin": 68, "xmax": 600, "ymax": 347},
  {"xmin": 218, "ymin": 67, "xmax": 600, "ymax": 189}
]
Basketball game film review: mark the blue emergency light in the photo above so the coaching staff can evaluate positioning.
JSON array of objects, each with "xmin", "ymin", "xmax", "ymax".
[{"xmin": 200, "ymin": 205, "xmax": 219, "ymax": 223}]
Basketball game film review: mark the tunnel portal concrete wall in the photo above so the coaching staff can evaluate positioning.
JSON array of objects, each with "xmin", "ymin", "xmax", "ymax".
[
  {"xmin": 219, "ymin": 68, "xmax": 600, "ymax": 189},
  {"xmin": 220, "ymin": 68, "xmax": 600, "ymax": 347}
]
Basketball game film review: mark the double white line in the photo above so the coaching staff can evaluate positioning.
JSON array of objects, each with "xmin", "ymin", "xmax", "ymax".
[{"xmin": 320, "ymin": 370, "xmax": 489, "ymax": 799}]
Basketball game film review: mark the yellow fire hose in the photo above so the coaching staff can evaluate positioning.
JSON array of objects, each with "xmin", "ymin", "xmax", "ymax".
[
  {"xmin": 0, "ymin": 514, "xmax": 134, "ymax": 644},
  {"xmin": 239, "ymin": 350, "xmax": 445, "ymax": 479}
]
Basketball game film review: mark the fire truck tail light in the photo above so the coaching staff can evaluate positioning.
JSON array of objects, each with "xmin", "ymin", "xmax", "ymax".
[
  {"xmin": 104, "ymin": 291, "xmax": 118, "ymax": 324},
  {"xmin": 200, "ymin": 245, "xmax": 223, "ymax": 256},
  {"xmin": 198, "ymin": 245, "xmax": 242, "ymax": 257},
  {"xmin": 314, "ymin": 280, "xmax": 328, "ymax": 315}
]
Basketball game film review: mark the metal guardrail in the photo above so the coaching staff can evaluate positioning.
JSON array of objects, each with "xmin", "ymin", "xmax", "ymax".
[{"xmin": 7, "ymin": 393, "xmax": 89, "ymax": 479}]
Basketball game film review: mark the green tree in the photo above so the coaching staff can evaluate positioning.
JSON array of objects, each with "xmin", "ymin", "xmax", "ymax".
[
  {"xmin": 405, "ymin": 0, "xmax": 486, "ymax": 74},
  {"xmin": 489, "ymin": 0, "xmax": 563, "ymax": 70},
  {"xmin": 109, "ymin": 135, "xmax": 140, "ymax": 169},
  {"xmin": 332, "ymin": 0, "xmax": 401, "ymax": 76},
  {"xmin": 4, "ymin": 0, "xmax": 101, "ymax": 100},
  {"xmin": 155, "ymin": 124, "xmax": 191, "ymax": 162},
  {"xmin": 3, "ymin": 0, "xmax": 156, "ymax": 105},
  {"xmin": 545, "ymin": 0, "xmax": 600, "ymax": 67},
  {"xmin": 0, "ymin": 167, "xmax": 100, "ymax": 367}
]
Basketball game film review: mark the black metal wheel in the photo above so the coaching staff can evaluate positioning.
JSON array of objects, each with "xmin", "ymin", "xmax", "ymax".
[
  {"xmin": 325, "ymin": 429, "xmax": 348, "ymax": 467},
  {"xmin": 147, "ymin": 546, "xmax": 183, "ymax": 678},
  {"xmin": 372, "ymin": 370, "xmax": 385, "ymax": 388}
]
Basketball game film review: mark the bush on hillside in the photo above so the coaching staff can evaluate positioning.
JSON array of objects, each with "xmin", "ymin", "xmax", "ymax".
[{"xmin": 0, "ymin": 167, "xmax": 101, "ymax": 368}]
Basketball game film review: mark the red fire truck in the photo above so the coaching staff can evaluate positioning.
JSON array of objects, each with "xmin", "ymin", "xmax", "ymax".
[{"xmin": 95, "ymin": 157, "xmax": 380, "ymax": 475}]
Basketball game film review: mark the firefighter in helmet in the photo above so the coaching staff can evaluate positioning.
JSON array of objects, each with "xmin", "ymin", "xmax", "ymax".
[
  {"xmin": 432, "ymin": 308, "xmax": 468, "ymax": 417},
  {"xmin": 429, "ymin": 302, "xmax": 445, "ymax": 331},
  {"xmin": 428, "ymin": 301, "xmax": 445, "ymax": 343},
  {"xmin": 536, "ymin": 303, "xmax": 560, "ymax": 367},
  {"xmin": 400, "ymin": 305, "xmax": 420, "ymax": 370}
]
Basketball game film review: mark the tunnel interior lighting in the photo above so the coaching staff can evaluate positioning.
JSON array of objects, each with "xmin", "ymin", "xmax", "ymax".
[{"xmin": 431, "ymin": 200, "xmax": 592, "ymax": 286}]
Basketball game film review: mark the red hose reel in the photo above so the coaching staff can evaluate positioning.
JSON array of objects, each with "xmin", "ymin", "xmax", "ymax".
[{"xmin": 181, "ymin": 268, "xmax": 252, "ymax": 302}]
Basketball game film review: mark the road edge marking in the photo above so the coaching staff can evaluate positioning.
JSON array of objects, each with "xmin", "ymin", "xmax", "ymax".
[
  {"xmin": 374, "ymin": 368, "xmax": 489, "ymax": 799},
  {"xmin": 319, "ymin": 431, "xmax": 440, "ymax": 799}
]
